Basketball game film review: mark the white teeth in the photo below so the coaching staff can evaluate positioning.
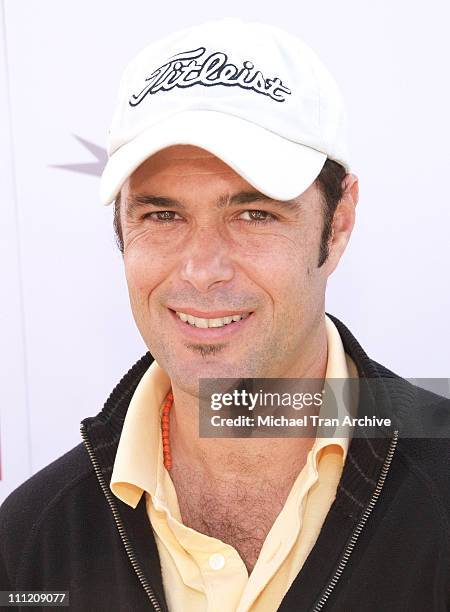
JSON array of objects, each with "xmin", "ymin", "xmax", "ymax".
[
  {"xmin": 209, "ymin": 318, "xmax": 226, "ymax": 327},
  {"xmin": 175, "ymin": 311, "xmax": 250, "ymax": 328}
]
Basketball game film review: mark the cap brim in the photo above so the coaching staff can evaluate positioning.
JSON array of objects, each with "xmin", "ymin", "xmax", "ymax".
[{"xmin": 100, "ymin": 110, "xmax": 327, "ymax": 205}]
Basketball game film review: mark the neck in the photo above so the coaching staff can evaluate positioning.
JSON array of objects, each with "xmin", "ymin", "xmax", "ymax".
[{"xmin": 168, "ymin": 317, "xmax": 328, "ymax": 484}]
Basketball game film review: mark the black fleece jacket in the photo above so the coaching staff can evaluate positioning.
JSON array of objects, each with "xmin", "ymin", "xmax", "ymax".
[{"xmin": 0, "ymin": 313, "xmax": 449, "ymax": 612}]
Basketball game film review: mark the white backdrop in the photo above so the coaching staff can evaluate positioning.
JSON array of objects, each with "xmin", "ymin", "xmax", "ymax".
[{"xmin": 1, "ymin": 0, "xmax": 449, "ymax": 502}]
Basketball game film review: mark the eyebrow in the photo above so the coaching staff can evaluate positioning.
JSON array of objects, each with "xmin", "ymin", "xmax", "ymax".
[
  {"xmin": 125, "ymin": 195, "xmax": 185, "ymax": 217},
  {"xmin": 125, "ymin": 190, "xmax": 301, "ymax": 217}
]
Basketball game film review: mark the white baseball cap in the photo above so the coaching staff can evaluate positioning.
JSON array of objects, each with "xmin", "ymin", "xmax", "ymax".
[{"xmin": 100, "ymin": 18, "xmax": 350, "ymax": 205}]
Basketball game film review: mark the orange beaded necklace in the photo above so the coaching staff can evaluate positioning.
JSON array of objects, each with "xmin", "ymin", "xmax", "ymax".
[{"xmin": 161, "ymin": 389, "xmax": 174, "ymax": 470}]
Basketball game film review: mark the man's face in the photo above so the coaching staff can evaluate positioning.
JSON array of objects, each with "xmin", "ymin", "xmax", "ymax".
[{"xmin": 120, "ymin": 145, "xmax": 344, "ymax": 395}]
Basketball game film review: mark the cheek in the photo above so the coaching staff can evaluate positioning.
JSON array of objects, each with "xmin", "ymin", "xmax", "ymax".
[
  {"xmin": 256, "ymin": 232, "xmax": 323, "ymax": 320},
  {"xmin": 123, "ymin": 246, "xmax": 164, "ymax": 304},
  {"xmin": 244, "ymin": 235, "xmax": 316, "ymax": 294}
]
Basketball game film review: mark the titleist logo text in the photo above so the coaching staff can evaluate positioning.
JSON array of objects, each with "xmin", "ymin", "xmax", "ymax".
[{"xmin": 129, "ymin": 47, "xmax": 292, "ymax": 105}]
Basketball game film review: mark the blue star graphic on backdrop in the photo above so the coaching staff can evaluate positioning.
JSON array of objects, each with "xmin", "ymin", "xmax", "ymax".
[{"xmin": 50, "ymin": 135, "xmax": 106, "ymax": 176}]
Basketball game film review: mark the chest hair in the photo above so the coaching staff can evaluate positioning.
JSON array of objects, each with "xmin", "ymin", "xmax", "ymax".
[{"xmin": 170, "ymin": 463, "xmax": 298, "ymax": 573}]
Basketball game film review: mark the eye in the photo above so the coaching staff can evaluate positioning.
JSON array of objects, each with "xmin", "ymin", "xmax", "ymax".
[
  {"xmin": 142, "ymin": 211, "xmax": 182, "ymax": 223},
  {"xmin": 237, "ymin": 210, "xmax": 277, "ymax": 225}
]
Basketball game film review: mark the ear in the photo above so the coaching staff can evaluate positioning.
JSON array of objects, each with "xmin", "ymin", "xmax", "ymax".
[
  {"xmin": 341, "ymin": 173, "xmax": 359, "ymax": 206},
  {"xmin": 323, "ymin": 173, "xmax": 359, "ymax": 276}
]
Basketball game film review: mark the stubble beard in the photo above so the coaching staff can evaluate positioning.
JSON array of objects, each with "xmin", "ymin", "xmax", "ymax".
[{"xmin": 185, "ymin": 342, "xmax": 227, "ymax": 358}]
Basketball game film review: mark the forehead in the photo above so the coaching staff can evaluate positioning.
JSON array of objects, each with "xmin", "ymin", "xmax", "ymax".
[
  {"xmin": 125, "ymin": 145, "xmax": 247, "ymax": 192},
  {"xmin": 120, "ymin": 144, "xmax": 321, "ymax": 215}
]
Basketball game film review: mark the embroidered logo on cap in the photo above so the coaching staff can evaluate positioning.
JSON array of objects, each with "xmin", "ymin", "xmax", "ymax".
[{"xmin": 129, "ymin": 47, "xmax": 292, "ymax": 106}]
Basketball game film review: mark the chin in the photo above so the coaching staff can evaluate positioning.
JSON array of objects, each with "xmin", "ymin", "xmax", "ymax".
[
  {"xmin": 169, "ymin": 358, "xmax": 249, "ymax": 393},
  {"xmin": 148, "ymin": 331, "xmax": 264, "ymax": 384}
]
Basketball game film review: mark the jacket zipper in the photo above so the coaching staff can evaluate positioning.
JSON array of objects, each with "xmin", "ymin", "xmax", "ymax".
[
  {"xmin": 311, "ymin": 429, "xmax": 399, "ymax": 611},
  {"xmin": 80, "ymin": 422, "xmax": 163, "ymax": 612}
]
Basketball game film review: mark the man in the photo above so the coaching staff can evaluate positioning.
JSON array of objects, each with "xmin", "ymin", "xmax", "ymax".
[{"xmin": 1, "ymin": 18, "xmax": 449, "ymax": 612}]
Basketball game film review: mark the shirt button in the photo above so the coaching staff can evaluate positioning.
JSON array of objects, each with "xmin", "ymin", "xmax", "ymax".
[{"xmin": 208, "ymin": 553, "xmax": 225, "ymax": 570}]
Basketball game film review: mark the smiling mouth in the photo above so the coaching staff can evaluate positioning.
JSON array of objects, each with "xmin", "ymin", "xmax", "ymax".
[{"xmin": 174, "ymin": 310, "xmax": 252, "ymax": 329}]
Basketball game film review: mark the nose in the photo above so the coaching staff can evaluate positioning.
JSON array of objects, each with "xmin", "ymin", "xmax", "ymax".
[{"xmin": 178, "ymin": 225, "xmax": 235, "ymax": 293}]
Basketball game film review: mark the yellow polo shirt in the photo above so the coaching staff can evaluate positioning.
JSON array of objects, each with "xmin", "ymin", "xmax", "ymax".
[{"xmin": 111, "ymin": 315, "xmax": 358, "ymax": 611}]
